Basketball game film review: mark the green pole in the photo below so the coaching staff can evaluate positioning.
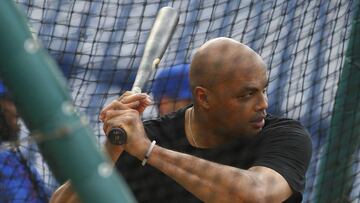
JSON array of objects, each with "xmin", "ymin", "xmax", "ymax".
[
  {"xmin": 0, "ymin": 1, "xmax": 136, "ymax": 203},
  {"xmin": 315, "ymin": 2, "xmax": 360, "ymax": 202}
]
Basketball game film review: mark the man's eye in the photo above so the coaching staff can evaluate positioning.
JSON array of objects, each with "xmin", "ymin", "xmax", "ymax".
[{"xmin": 241, "ymin": 92, "xmax": 253, "ymax": 98}]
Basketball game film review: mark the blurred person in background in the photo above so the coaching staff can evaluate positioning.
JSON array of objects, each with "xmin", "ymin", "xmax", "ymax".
[
  {"xmin": 0, "ymin": 81, "xmax": 50, "ymax": 203},
  {"xmin": 151, "ymin": 64, "xmax": 192, "ymax": 115}
]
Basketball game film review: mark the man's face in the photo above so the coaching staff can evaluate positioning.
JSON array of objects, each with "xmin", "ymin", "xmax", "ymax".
[
  {"xmin": 207, "ymin": 59, "xmax": 268, "ymax": 137},
  {"xmin": 0, "ymin": 99, "xmax": 19, "ymax": 140}
]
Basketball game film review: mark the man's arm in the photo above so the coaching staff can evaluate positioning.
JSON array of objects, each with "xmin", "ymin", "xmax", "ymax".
[
  {"xmin": 50, "ymin": 181, "xmax": 81, "ymax": 203},
  {"xmin": 139, "ymin": 145, "xmax": 292, "ymax": 203},
  {"xmin": 105, "ymin": 102, "xmax": 293, "ymax": 203},
  {"xmin": 50, "ymin": 92, "xmax": 151, "ymax": 203}
]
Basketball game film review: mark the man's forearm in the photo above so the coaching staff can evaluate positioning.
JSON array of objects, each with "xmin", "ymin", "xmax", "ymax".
[{"xmin": 145, "ymin": 145, "xmax": 263, "ymax": 203}]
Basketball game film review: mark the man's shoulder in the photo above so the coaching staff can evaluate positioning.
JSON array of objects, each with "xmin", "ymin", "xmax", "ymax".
[
  {"xmin": 264, "ymin": 114, "xmax": 307, "ymax": 131},
  {"xmin": 255, "ymin": 114, "xmax": 312, "ymax": 197},
  {"xmin": 262, "ymin": 114, "xmax": 311, "ymax": 142},
  {"xmin": 265, "ymin": 114, "xmax": 301, "ymax": 126}
]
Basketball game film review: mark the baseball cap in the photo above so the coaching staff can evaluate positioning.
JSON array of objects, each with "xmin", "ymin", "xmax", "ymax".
[{"xmin": 152, "ymin": 64, "xmax": 191, "ymax": 102}]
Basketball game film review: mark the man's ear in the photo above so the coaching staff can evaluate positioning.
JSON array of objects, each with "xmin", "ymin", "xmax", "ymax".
[{"xmin": 194, "ymin": 86, "xmax": 210, "ymax": 109}]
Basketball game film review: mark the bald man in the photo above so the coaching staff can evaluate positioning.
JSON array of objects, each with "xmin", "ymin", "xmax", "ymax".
[{"xmin": 51, "ymin": 38, "xmax": 312, "ymax": 203}]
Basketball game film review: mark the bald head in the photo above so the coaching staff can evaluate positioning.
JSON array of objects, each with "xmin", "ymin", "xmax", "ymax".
[{"xmin": 189, "ymin": 37, "xmax": 265, "ymax": 90}]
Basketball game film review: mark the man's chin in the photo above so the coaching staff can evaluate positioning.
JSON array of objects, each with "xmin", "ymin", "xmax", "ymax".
[{"xmin": 244, "ymin": 128, "xmax": 263, "ymax": 137}]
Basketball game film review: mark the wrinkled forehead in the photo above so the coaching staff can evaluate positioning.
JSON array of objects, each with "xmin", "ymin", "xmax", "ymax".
[{"xmin": 221, "ymin": 60, "xmax": 268, "ymax": 87}]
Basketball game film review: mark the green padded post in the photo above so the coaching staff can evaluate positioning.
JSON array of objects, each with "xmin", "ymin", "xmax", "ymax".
[
  {"xmin": 0, "ymin": 1, "xmax": 136, "ymax": 203},
  {"xmin": 315, "ymin": 2, "xmax": 360, "ymax": 202}
]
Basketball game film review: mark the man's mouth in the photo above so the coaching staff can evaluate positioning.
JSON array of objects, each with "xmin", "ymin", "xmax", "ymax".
[{"xmin": 250, "ymin": 115, "xmax": 265, "ymax": 129}]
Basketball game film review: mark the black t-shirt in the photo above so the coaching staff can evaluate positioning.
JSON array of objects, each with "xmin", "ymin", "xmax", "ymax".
[{"xmin": 116, "ymin": 105, "xmax": 312, "ymax": 203}]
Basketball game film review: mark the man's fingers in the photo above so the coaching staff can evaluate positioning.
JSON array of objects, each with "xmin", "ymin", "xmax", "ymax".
[
  {"xmin": 116, "ymin": 91, "xmax": 133, "ymax": 101},
  {"xmin": 102, "ymin": 109, "xmax": 140, "ymax": 131},
  {"xmin": 99, "ymin": 100, "xmax": 128, "ymax": 121},
  {"xmin": 102, "ymin": 109, "xmax": 132, "ymax": 121},
  {"xmin": 102, "ymin": 110, "xmax": 128, "ymax": 134},
  {"xmin": 126, "ymin": 97, "xmax": 152, "ymax": 111},
  {"xmin": 99, "ymin": 93, "xmax": 151, "ymax": 121},
  {"xmin": 121, "ymin": 93, "xmax": 149, "ymax": 104}
]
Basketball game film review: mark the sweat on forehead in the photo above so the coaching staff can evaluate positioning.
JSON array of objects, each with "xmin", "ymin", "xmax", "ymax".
[{"xmin": 189, "ymin": 37, "xmax": 263, "ymax": 88}]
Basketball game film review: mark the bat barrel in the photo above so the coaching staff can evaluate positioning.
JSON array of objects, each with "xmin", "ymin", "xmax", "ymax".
[
  {"xmin": 132, "ymin": 7, "xmax": 179, "ymax": 91},
  {"xmin": 108, "ymin": 7, "xmax": 179, "ymax": 145}
]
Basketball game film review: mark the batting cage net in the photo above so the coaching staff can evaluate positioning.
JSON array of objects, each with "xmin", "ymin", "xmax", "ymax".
[{"xmin": 0, "ymin": 0, "xmax": 358, "ymax": 202}]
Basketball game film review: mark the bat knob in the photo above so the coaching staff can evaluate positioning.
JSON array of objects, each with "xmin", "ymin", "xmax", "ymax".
[{"xmin": 107, "ymin": 127, "xmax": 127, "ymax": 145}]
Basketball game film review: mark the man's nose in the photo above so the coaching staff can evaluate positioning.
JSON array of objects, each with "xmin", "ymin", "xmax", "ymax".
[{"xmin": 255, "ymin": 93, "xmax": 268, "ymax": 112}]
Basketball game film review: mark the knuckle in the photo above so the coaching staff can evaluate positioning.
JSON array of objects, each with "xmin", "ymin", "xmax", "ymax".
[
  {"xmin": 111, "ymin": 99, "xmax": 118, "ymax": 105},
  {"xmin": 114, "ymin": 100, "xmax": 122, "ymax": 105},
  {"xmin": 123, "ymin": 91, "xmax": 133, "ymax": 97},
  {"xmin": 128, "ymin": 109, "xmax": 138, "ymax": 114},
  {"xmin": 128, "ymin": 115, "xmax": 136, "ymax": 122},
  {"xmin": 128, "ymin": 110, "xmax": 139, "ymax": 122}
]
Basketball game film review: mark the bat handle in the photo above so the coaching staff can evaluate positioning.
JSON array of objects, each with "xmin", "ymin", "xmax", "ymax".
[{"xmin": 107, "ymin": 127, "xmax": 127, "ymax": 145}]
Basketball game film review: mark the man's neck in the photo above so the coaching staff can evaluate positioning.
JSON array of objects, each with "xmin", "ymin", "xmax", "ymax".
[{"xmin": 185, "ymin": 107, "xmax": 234, "ymax": 148}]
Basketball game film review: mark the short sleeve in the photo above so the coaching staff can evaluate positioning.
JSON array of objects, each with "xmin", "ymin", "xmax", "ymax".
[{"xmin": 252, "ymin": 119, "xmax": 312, "ymax": 194}]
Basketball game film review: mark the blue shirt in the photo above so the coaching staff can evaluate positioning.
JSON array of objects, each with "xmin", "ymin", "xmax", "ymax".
[{"xmin": 0, "ymin": 149, "xmax": 49, "ymax": 203}]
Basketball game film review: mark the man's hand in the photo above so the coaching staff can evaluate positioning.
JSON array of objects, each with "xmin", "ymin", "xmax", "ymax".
[
  {"xmin": 100, "ymin": 91, "xmax": 151, "ymax": 134},
  {"xmin": 103, "ymin": 97, "xmax": 150, "ymax": 160},
  {"xmin": 100, "ymin": 91, "xmax": 151, "ymax": 121},
  {"xmin": 50, "ymin": 92, "xmax": 152, "ymax": 202},
  {"xmin": 49, "ymin": 181, "xmax": 82, "ymax": 203},
  {"xmin": 101, "ymin": 96, "xmax": 151, "ymax": 160}
]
